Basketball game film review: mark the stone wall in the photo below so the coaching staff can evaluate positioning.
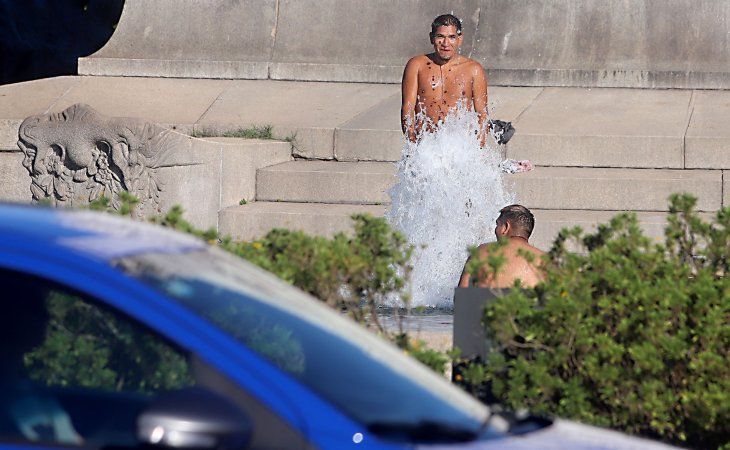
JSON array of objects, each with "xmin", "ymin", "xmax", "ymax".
[
  {"xmin": 2, "ymin": 104, "xmax": 291, "ymax": 228},
  {"xmin": 80, "ymin": 0, "xmax": 730, "ymax": 89}
]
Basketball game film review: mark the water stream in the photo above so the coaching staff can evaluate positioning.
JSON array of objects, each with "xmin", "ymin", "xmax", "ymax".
[{"xmin": 386, "ymin": 106, "xmax": 515, "ymax": 307}]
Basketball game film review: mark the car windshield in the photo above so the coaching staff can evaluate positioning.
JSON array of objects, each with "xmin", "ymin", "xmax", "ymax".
[{"xmin": 114, "ymin": 247, "xmax": 489, "ymax": 439}]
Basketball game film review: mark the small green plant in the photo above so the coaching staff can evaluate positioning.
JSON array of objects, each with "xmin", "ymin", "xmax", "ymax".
[
  {"xmin": 403, "ymin": 339, "xmax": 453, "ymax": 374},
  {"xmin": 191, "ymin": 125, "xmax": 275, "ymax": 140},
  {"xmin": 239, "ymin": 198, "xmax": 248, "ymax": 205}
]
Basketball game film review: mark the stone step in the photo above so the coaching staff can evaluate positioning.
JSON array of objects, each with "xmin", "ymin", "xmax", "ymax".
[
  {"xmin": 256, "ymin": 161, "xmax": 723, "ymax": 211},
  {"xmin": 218, "ymin": 202, "xmax": 386, "ymax": 241},
  {"xmin": 332, "ymin": 87, "xmax": 696, "ymax": 169},
  {"xmin": 217, "ymin": 202, "xmax": 694, "ymax": 251},
  {"xmin": 511, "ymin": 166, "xmax": 722, "ymax": 212},
  {"xmin": 256, "ymin": 161, "xmax": 395, "ymax": 205},
  {"xmin": 332, "ymin": 126, "xmax": 686, "ymax": 169},
  {"xmin": 175, "ymin": 137, "xmax": 292, "ymax": 208}
]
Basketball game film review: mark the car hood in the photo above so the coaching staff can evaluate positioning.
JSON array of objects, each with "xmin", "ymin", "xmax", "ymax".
[{"xmin": 418, "ymin": 419, "xmax": 683, "ymax": 450}]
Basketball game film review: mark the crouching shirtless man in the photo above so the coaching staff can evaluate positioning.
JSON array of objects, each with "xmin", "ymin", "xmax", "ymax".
[{"xmin": 459, "ymin": 204, "xmax": 546, "ymax": 288}]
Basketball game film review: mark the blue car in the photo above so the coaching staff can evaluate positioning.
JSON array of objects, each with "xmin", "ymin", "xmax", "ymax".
[{"xmin": 0, "ymin": 204, "xmax": 680, "ymax": 450}]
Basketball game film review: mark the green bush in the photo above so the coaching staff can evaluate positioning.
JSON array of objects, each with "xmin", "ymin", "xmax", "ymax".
[
  {"xmin": 149, "ymin": 204, "xmax": 414, "ymax": 339},
  {"xmin": 481, "ymin": 194, "xmax": 729, "ymax": 449}
]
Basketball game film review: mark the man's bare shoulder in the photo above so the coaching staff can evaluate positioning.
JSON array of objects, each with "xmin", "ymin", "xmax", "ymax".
[
  {"xmin": 406, "ymin": 55, "xmax": 431, "ymax": 69},
  {"xmin": 458, "ymin": 57, "xmax": 486, "ymax": 76},
  {"xmin": 476, "ymin": 242, "xmax": 499, "ymax": 256}
]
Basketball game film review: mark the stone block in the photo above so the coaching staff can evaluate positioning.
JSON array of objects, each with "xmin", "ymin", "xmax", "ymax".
[
  {"xmin": 75, "ymin": 0, "xmax": 730, "ymax": 88},
  {"xmin": 79, "ymin": 0, "xmax": 277, "ymax": 78},
  {"xmin": 0, "ymin": 76, "xmax": 80, "ymax": 120},
  {"xmin": 198, "ymin": 80, "xmax": 395, "ymax": 159},
  {"xmin": 725, "ymin": 171, "xmax": 729, "ymax": 208},
  {"xmin": 270, "ymin": 0, "xmax": 479, "ymax": 83},
  {"xmin": 528, "ymin": 210, "xmax": 682, "ymax": 251},
  {"xmin": 199, "ymin": 138, "xmax": 292, "ymax": 207},
  {"xmin": 512, "ymin": 167, "xmax": 722, "ymax": 212},
  {"xmin": 335, "ymin": 129, "xmax": 404, "ymax": 162},
  {"xmin": 333, "ymin": 87, "xmax": 542, "ymax": 162},
  {"xmin": 256, "ymin": 161, "xmax": 395, "ymax": 204},
  {"xmin": 218, "ymin": 202, "xmax": 386, "ymax": 241},
  {"xmin": 686, "ymin": 91, "xmax": 730, "ymax": 169},
  {"xmin": 155, "ymin": 154, "xmax": 220, "ymax": 230},
  {"xmin": 79, "ymin": 59, "xmax": 269, "ymax": 80},
  {"xmin": 0, "ymin": 120, "xmax": 22, "ymax": 151},
  {"xmin": 10, "ymin": 103, "xmax": 281, "ymax": 229},
  {"xmin": 472, "ymin": 0, "xmax": 730, "ymax": 89},
  {"xmin": 287, "ymin": 127, "xmax": 336, "ymax": 160},
  {"xmin": 0, "ymin": 151, "xmax": 33, "ymax": 203},
  {"xmin": 53, "ymin": 77, "xmax": 232, "ymax": 126},
  {"xmin": 507, "ymin": 88, "xmax": 690, "ymax": 169}
]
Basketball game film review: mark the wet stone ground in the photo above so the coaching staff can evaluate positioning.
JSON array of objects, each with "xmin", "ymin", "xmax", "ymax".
[{"xmin": 377, "ymin": 308, "xmax": 454, "ymax": 353}]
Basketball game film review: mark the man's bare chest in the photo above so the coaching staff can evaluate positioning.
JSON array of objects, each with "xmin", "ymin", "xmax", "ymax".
[{"xmin": 417, "ymin": 64, "xmax": 472, "ymax": 103}]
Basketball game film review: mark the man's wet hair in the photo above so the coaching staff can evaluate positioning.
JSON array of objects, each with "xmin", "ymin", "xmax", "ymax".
[
  {"xmin": 430, "ymin": 14, "xmax": 462, "ymax": 40},
  {"xmin": 497, "ymin": 204, "xmax": 535, "ymax": 238}
]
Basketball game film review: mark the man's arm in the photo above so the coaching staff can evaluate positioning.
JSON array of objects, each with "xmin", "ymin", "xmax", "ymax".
[
  {"xmin": 401, "ymin": 57, "xmax": 420, "ymax": 143},
  {"xmin": 471, "ymin": 63, "xmax": 489, "ymax": 147}
]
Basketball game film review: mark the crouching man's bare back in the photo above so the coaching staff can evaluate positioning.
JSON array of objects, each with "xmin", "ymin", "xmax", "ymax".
[
  {"xmin": 401, "ymin": 14, "xmax": 489, "ymax": 143},
  {"xmin": 459, "ymin": 205, "xmax": 546, "ymax": 289}
]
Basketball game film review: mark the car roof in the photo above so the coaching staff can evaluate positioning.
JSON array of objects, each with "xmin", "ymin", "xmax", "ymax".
[{"xmin": 0, "ymin": 203, "xmax": 206, "ymax": 262}]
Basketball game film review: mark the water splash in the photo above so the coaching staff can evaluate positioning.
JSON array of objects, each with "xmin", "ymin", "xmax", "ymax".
[{"xmin": 386, "ymin": 106, "xmax": 515, "ymax": 307}]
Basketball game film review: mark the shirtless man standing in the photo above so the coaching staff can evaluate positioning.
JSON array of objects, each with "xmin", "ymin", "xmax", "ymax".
[
  {"xmin": 458, "ymin": 204, "xmax": 546, "ymax": 288},
  {"xmin": 401, "ymin": 14, "xmax": 489, "ymax": 144}
]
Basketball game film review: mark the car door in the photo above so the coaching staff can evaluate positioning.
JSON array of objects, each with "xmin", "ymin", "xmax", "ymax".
[{"xmin": 0, "ymin": 265, "xmax": 314, "ymax": 450}]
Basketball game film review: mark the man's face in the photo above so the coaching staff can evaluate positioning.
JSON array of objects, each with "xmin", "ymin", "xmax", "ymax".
[{"xmin": 431, "ymin": 25, "xmax": 462, "ymax": 61}]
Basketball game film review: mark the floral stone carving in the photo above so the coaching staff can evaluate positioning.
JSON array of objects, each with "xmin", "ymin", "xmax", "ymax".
[{"xmin": 18, "ymin": 103, "xmax": 177, "ymax": 211}]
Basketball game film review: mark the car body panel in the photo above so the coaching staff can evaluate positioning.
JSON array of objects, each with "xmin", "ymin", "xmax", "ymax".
[{"xmin": 0, "ymin": 205, "xmax": 684, "ymax": 450}]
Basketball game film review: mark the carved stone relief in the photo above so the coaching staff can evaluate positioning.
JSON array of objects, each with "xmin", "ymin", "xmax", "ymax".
[{"xmin": 18, "ymin": 103, "xmax": 176, "ymax": 212}]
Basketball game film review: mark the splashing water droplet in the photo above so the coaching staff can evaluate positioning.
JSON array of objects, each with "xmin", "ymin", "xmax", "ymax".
[{"xmin": 386, "ymin": 105, "xmax": 515, "ymax": 307}]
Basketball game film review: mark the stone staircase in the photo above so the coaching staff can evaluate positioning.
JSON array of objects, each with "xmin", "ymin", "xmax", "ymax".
[
  {"xmin": 217, "ymin": 86, "xmax": 727, "ymax": 250},
  {"xmin": 218, "ymin": 141, "xmax": 724, "ymax": 251},
  {"xmin": 1, "ymin": 77, "xmax": 726, "ymax": 251}
]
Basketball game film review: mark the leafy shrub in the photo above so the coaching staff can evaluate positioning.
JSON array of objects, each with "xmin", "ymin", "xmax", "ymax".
[
  {"xmin": 150, "ymin": 205, "xmax": 414, "ymax": 339},
  {"xmin": 26, "ymin": 290, "xmax": 193, "ymax": 393},
  {"xmin": 480, "ymin": 194, "xmax": 729, "ymax": 449}
]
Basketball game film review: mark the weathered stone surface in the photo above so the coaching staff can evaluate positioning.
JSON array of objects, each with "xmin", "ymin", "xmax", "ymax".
[
  {"xmin": 53, "ymin": 77, "xmax": 231, "ymax": 126},
  {"xmin": 0, "ymin": 151, "xmax": 33, "ymax": 203},
  {"xmin": 216, "ymin": 202, "xmax": 685, "ymax": 252},
  {"xmin": 218, "ymin": 202, "xmax": 386, "ymax": 241},
  {"xmin": 14, "ymin": 103, "xmax": 292, "ymax": 228},
  {"xmin": 0, "ymin": 77, "xmax": 81, "ymax": 149},
  {"xmin": 334, "ymin": 94, "xmax": 402, "ymax": 162},
  {"xmin": 269, "ymin": 0, "xmax": 478, "ymax": 82},
  {"xmin": 201, "ymin": 138, "xmax": 292, "ymax": 206},
  {"xmin": 78, "ymin": 0, "xmax": 730, "ymax": 88},
  {"xmin": 512, "ymin": 167, "xmax": 722, "ymax": 212},
  {"xmin": 18, "ymin": 103, "xmax": 185, "ymax": 211},
  {"xmin": 528, "ymin": 209, "xmax": 673, "ymax": 251},
  {"xmin": 255, "ymin": 161, "xmax": 722, "ymax": 211},
  {"xmin": 472, "ymin": 0, "xmax": 730, "ymax": 89},
  {"xmin": 506, "ymin": 88, "xmax": 691, "ymax": 169},
  {"xmin": 256, "ymin": 161, "xmax": 395, "ymax": 204},
  {"xmin": 686, "ymin": 91, "xmax": 730, "ymax": 170},
  {"xmin": 724, "ymin": 171, "xmax": 729, "ymax": 208},
  {"xmin": 198, "ymin": 80, "xmax": 395, "ymax": 159},
  {"xmin": 79, "ymin": 0, "xmax": 276, "ymax": 79},
  {"xmin": 0, "ymin": 120, "xmax": 23, "ymax": 151},
  {"xmin": 334, "ymin": 87, "xmax": 543, "ymax": 162}
]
